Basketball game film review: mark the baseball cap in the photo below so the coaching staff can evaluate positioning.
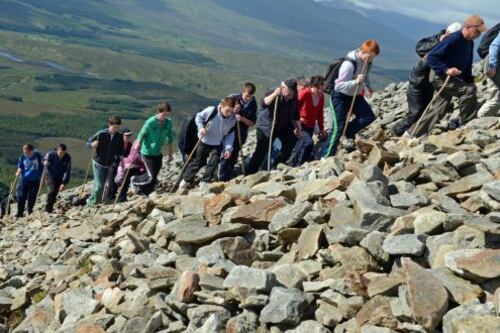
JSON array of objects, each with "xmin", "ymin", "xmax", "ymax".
[{"xmin": 121, "ymin": 128, "xmax": 133, "ymax": 136}]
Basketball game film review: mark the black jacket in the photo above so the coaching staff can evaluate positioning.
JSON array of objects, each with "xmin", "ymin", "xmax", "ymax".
[
  {"xmin": 45, "ymin": 150, "xmax": 72, "ymax": 184},
  {"xmin": 87, "ymin": 129, "xmax": 124, "ymax": 167},
  {"xmin": 256, "ymin": 90, "xmax": 299, "ymax": 137}
]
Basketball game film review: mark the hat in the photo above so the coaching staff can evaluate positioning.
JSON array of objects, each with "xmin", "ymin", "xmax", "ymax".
[
  {"xmin": 464, "ymin": 15, "xmax": 487, "ymax": 32},
  {"xmin": 446, "ymin": 22, "xmax": 463, "ymax": 34},
  {"xmin": 121, "ymin": 128, "xmax": 133, "ymax": 136},
  {"xmin": 284, "ymin": 79, "xmax": 298, "ymax": 94}
]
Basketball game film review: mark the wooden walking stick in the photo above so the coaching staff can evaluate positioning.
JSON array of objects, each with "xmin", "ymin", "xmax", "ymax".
[
  {"xmin": 34, "ymin": 165, "xmax": 48, "ymax": 208},
  {"xmin": 113, "ymin": 166, "xmax": 132, "ymax": 208},
  {"xmin": 4, "ymin": 174, "xmax": 19, "ymax": 218},
  {"xmin": 337, "ymin": 57, "xmax": 371, "ymax": 154},
  {"xmin": 236, "ymin": 120, "xmax": 246, "ymax": 175},
  {"xmin": 411, "ymin": 75, "xmax": 451, "ymax": 137},
  {"xmin": 268, "ymin": 93, "xmax": 280, "ymax": 171},
  {"xmin": 169, "ymin": 122, "xmax": 213, "ymax": 195},
  {"xmin": 79, "ymin": 144, "xmax": 97, "ymax": 199}
]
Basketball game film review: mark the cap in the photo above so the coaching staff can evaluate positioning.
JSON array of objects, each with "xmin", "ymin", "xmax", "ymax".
[
  {"xmin": 446, "ymin": 22, "xmax": 463, "ymax": 34},
  {"xmin": 121, "ymin": 128, "xmax": 133, "ymax": 136},
  {"xmin": 464, "ymin": 15, "xmax": 487, "ymax": 32}
]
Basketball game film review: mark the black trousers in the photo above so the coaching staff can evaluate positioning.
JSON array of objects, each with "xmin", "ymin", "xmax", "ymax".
[
  {"xmin": 17, "ymin": 178, "xmax": 39, "ymax": 217},
  {"xmin": 45, "ymin": 178, "xmax": 62, "ymax": 213},
  {"xmin": 246, "ymin": 127, "xmax": 296, "ymax": 175},
  {"xmin": 183, "ymin": 142, "xmax": 221, "ymax": 183},
  {"xmin": 219, "ymin": 130, "xmax": 248, "ymax": 181},
  {"xmin": 140, "ymin": 155, "xmax": 163, "ymax": 195},
  {"xmin": 392, "ymin": 84, "xmax": 434, "ymax": 136}
]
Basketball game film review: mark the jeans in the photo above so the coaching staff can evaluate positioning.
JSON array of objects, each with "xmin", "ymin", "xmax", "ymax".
[
  {"xmin": 288, "ymin": 125, "xmax": 314, "ymax": 167},
  {"xmin": 87, "ymin": 161, "xmax": 110, "ymax": 206},
  {"xmin": 183, "ymin": 143, "xmax": 221, "ymax": 183},
  {"xmin": 409, "ymin": 74, "xmax": 478, "ymax": 137},
  {"xmin": 245, "ymin": 127, "xmax": 296, "ymax": 175},
  {"xmin": 17, "ymin": 178, "xmax": 40, "ymax": 217},
  {"xmin": 323, "ymin": 92, "xmax": 375, "ymax": 157}
]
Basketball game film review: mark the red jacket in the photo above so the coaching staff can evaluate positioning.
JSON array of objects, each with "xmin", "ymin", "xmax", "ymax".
[{"xmin": 298, "ymin": 88, "xmax": 325, "ymax": 131}]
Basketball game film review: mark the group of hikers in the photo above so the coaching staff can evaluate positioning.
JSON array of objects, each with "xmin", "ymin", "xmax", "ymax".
[{"xmin": 2, "ymin": 14, "xmax": 498, "ymax": 219}]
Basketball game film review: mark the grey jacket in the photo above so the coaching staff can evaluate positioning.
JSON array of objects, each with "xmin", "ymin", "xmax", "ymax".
[
  {"xmin": 195, "ymin": 105, "xmax": 236, "ymax": 151},
  {"xmin": 335, "ymin": 50, "xmax": 373, "ymax": 96}
]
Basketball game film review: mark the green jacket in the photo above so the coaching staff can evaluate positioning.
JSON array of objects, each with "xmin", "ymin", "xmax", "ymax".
[{"xmin": 138, "ymin": 115, "xmax": 173, "ymax": 156}]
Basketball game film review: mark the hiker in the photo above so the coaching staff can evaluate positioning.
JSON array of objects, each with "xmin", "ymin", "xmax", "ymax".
[
  {"xmin": 409, "ymin": 15, "xmax": 487, "ymax": 137},
  {"xmin": 86, "ymin": 115, "xmax": 124, "ymax": 206},
  {"xmin": 288, "ymin": 75, "xmax": 326, "ymax": 166},
  {"xmin": 323, "ymin": 40, "xmax": 380, "ymax": 157},
  {"xmin": 392, "ymin": 23, "xmax": 463, "ymax": 136},
  {"xmin": 218, "ymin": 83, "xmax": 257, "ymax": 181},
  {"xmin": 179, "ymin": 97, "xmax": 237, "ymax": 190},
  {"xmin": 478, "ymin": 26, "xmax": 500, "ymax": 117},
  {"xmin": 43, "ymin": 144, "xmax": 71, "ymax": 213},
  {"xmin": 245, "ymin": 79, "xmax": 300, "ymax": 174},
  {"xmin": 15, "ymin": 144, "xmax": 44, "ymax": 217},
  {"xmin": 0, "ymin": 185, "xmax": 11, "ymax": 218},
  {"xmin": 106, "ymin": 128, "xmax": 133, "ymax": 202},
  {"xmin": 116, "ymin": 140, "xmax": 145, "ymax": 202},
  {"xmin": 133, "ymin": 102, "xmax": 174, "ymax": 195}
]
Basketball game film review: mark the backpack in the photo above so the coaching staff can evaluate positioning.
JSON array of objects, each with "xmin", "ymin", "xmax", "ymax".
[
  {"xmin": 478, "ymin": 23, "xmax": 500, "ymax": 59},
  {"xmin": 323, "ymin": 57, "xmax": 357, "ymax": 94},
  {"xmin": 178, "ymin": 106, "xmax": 218, "ymax": 157}
]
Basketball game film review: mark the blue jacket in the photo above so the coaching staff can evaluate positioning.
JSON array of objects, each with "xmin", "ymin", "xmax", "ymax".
[
  {"xmin": 18, "ymin": 151, "xmax": 43, "ymax": 182},
  {"xmin": 489, "ymin": 33, "xmax": 500, "ymax": 70},
  {"xmin": 427, "ymin": 31, "xmax": 474, "ymax": 83},
  {"xmin": 44, "ymin": 150, "xmax": 71, "ymax": 184}
]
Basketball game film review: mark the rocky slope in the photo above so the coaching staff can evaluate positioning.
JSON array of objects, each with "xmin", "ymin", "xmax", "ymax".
[{"xmin": 0, "ymin": 68, "xmax": 499, "ymax": 333}]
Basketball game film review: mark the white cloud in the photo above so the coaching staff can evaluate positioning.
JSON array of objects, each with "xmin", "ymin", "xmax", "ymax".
[{"xmin": 326, "ymin": 0, "xmax": 498, "ymax": 26}]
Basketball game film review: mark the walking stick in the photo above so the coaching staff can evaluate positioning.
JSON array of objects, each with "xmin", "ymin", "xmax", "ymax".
[
  {"xmin": 79, "ymin": 145, "xmax": 97, "ymax": 199},
  {"xmin": 337, "ymin": 58, "xmax": 371, "ymax": 154},
  {"xmin": 411, "ymin": 75, "xmax": 451, "ymax": 137},
  {"xmin": 113, "ymin": 166, "xmax": 132, "ymax": 208},
  {"xmin": 34, "ymin": 166, "xmax": 47, "ymax": 208},
  {"xmin": 268, "ymin": 94, "xmax": 280, "ymax": 171},
  {"xmin": 169, "ymin": 122, "xmax": 213, "ymax": 195},
  {"xmin": 4, "ymin": 174, "xmax": 19, "ymax": 218},
  {"xmin": 236, "ymin": 120, "xmax": 246, "ymax": 175}
]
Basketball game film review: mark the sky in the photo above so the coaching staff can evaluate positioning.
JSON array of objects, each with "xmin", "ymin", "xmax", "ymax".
[{"xmin": 322, "ymin": 0, "xmax": 498, "ymax": 26}]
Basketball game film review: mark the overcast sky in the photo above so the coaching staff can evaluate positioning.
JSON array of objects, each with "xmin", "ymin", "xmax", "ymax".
[{"xmin": 329, "ymin": 0, "xmax": 498, "ymax": 26}]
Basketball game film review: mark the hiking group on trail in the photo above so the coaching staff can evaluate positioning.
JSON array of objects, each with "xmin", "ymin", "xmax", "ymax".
[{"xmin": 2, "ymin": 15, "xmax": 499, "ymax": 219}]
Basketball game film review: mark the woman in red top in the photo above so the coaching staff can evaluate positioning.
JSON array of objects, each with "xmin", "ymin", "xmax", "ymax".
[{"xmin": 288, "ymin": 76, "xmax": 326, "ymax": 166}]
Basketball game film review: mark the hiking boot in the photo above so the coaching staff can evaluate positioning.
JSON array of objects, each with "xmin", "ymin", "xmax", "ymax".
[{"xmin": 343, "ymin": 138, "xmax": 356, "ymax": 152}]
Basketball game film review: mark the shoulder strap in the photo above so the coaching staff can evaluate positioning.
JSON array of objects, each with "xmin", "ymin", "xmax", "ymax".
[
  {"xmin": 345, "ymin": 57, "xmax": 357, "ymax": 79},
  {"xmin": 204, "ymin": 106, "xmax": 219, "ymax": 125}
]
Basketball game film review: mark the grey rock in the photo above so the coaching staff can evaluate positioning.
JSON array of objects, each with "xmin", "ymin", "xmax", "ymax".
[
  {"xmin": 175, "ymin": 223, "xmax": 251, "ymax": 245},
  {"xmin": 260, "ymin": 287, "xmax": 308, "ymax": 325},
  {"xmin": 297, "ymin": 224, "xmax": 326, "ymax": 259},
  {"xmin": 442, "ymin": 300, "xmax": 496, "ymax": 333},
  {"xmin": 382, "ymin": 234, "xmax": 425, "ymax": 256},
  {"xmin": 223, "ymin": 266, "xmax": 277, "ymax": 292},
  {"xmin": 285, "ymin": 320, "xmax": 331, "ymax": 333},
  {"xmin": 413, "ymin": 210, "xmax": 446, "ymax": 235},
  {"xmin": 326, "ymin": 225, "xmax": 370, "ymax": 246},
  {"xmin": 360, "ymin": 231, "xmax": 390, "ymax": 264},
  {"xmin": 269, "ymin": 202, "xmax": 312, "ymax": 234}
]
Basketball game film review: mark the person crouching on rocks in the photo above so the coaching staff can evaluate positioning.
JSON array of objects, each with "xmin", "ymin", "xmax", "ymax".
[
  {"xmin": 323, "ymin": 40, "xmax": 380, "ymax": 157},
  {"xmin": 179, "ymin": 97, "xmax": 237, "ymax": 191}
]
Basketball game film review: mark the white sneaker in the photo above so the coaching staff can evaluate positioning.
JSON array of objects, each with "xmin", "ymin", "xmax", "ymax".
[
  {"xmin": 402, "ymin": 130, "xmax": 411, "ymax": 138},
  {"xmin": 199, "ymin": 182, "xmax": 208, "ymax": 191},
  {"xmin": 178, "ymin": 179, "xmax": 187, "ymax": 189}
]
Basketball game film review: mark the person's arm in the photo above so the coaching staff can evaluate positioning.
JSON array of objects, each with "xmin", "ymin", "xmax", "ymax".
[
  {"xmin": 489, "ymin": 34, "xmax": 500, "ymax": 70},
  {"xmin": 86, "ymin": 130, "xmax": 100, "ymax": 148},
  {"xmin": 263, "ymin": 88, "xmax": 281, "ymax": 106},
  {"xmin": 36, "ymin": 152, "xmax": 44, "ymax": 175},
  {"xmin": 334, "ymin": 61, "xmax": 358, "ymax": 94},
  {"xmin": 223, "ymin": 129, "xmax": 235, "ymax": 158},
  {"xmin": 16, "ymin": 156, "xmax": 23, "ymax": 177},
  {"xmin": 317, "ymin": 97, "xmax": 325, "ymax": 133},
  {"xmin": 62, "ymin": 157, "xmax": 71, "ymax": 186},
  {"xmin": 195, "ymin": 107, "xmax": 213, "ymax": 136},
  {"xmin": 427, "ymin": 36, "xmax": 455, "ymax": 77},
  {"xmin": 137, "ymin": 119, "xmax": 150, "ymax": 145},
  {"xmin": 166, "ymin": 120, "xmax": 174, "ymax": 160}
]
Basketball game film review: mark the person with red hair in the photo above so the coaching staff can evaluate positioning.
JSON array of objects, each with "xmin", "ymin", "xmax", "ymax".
[{"xmin": 323, "ymin": 40, "xmax": 380, "ymax": 157}]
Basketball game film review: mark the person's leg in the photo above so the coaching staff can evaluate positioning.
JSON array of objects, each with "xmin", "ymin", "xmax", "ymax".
[
  {"xmin": 393, "ymin": 85, "xmax": 433, "ymax": 136},
  {"xmin": 219, "ymin": 136, "xmax": 240, "ymax": 181},
  {"xmin": 456, "ymin": 82, "xmax": 478, "ymax": 124},
  {"xmin": 478, "ymin": 87, "xmax": 500, "ymax": 117},
  {"xmin": 275, "ymin": 128, "xmax": 297, "ymax": 166},
  {"xmin": 345, "ymin": 97, "xmax": 376, "ymax": 138},
  {"xmin": 288, "ymin": 127, "xmax": 314, "ymax": 167},
  {"xmin": 203, "ymin": 145, "xmax": 223, "ymax": 183},
  {"xmin": 118, "ymin": 168, "xmax": 139, "ymax": 202},
  {"xmin": 408, "ymin": 75, "xmax": 453, "ymax": 137},
  {"xmin": 45, "ymin": 180, "xmax": 60, "ymax": 213},
  {"xmin": 88, "ymin": 161, "xmax": 107, "ymax": 206},
  {"xmin": 323, "ymin": 95, "xmax": 349, "ymax": 157},
  {"xmin": 183, "ymin": 143, "xmax": 210, "ymax": 183},
  {"xmin": 16, "ymin": 178, "xmax": 27, "ymax": 217},
  {"xmin": 105, "ymin": 166, "xmax": 118, "ymax": 203},
  {"xmin": 246, "ymin": 129, "xmax": 271, "ymax": 175},
  {"xmin": 26, "ymin": 180, "xmax": 39, "ymax": 214}
]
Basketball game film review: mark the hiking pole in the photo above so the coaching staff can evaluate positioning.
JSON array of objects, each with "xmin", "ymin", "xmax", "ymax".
[
  {"xmin": 79, "ymin": 144, "xmax": 97, "ymax": 199},
  {"xmin": 337, "ymin": 58, "xmax": 371, "ymax": 154},
  {"xmin": 268, "ymin": 94, "xmax": 280, "ymax": 171},
  {"xmin": 236, "ymin": 120, "xmax": 246, "ymax": 175},
  {"xmin": 4, "ymin": 174, "xmax": 19, "ymax": 219},
  {"xmin": 169, "ymin": 122, "xmax": 213, "ymax": 195},
  {"xmin": 410, "ymin": 75, "xmax": 451, "ymax": 137},
  {"xmin": 34, "ymin": 166, "xmax": 48, "ymax": 209},
  {"xmin": 113, "ymin": 166, "xmax": 131, "ymax": 208}
]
